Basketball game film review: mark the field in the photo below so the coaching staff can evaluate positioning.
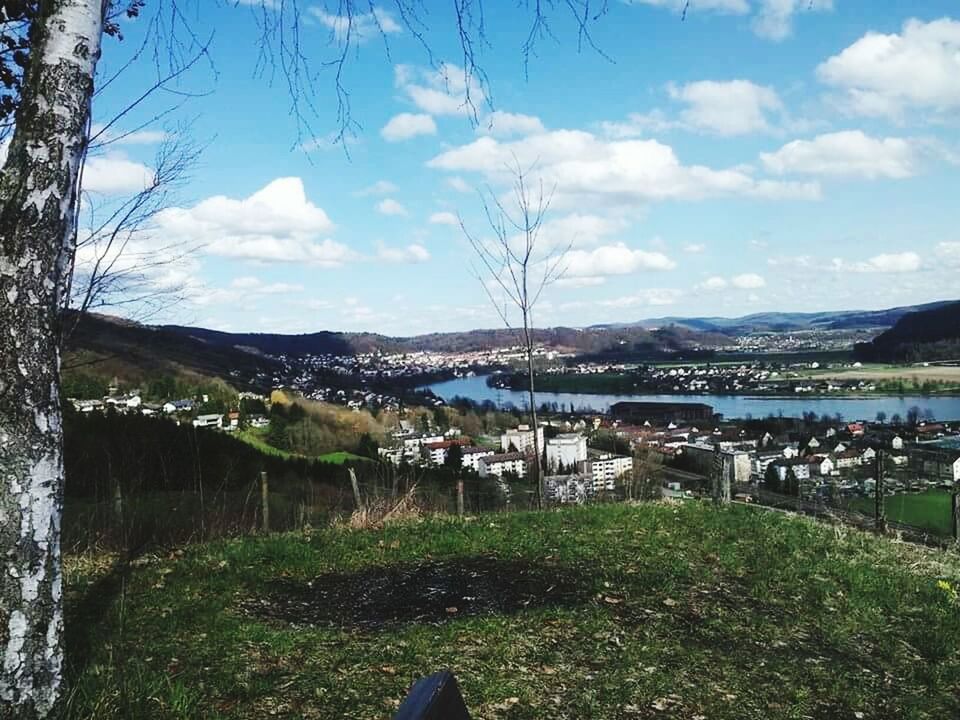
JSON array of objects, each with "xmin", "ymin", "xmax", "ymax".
[
  {"xmin": 850, "ymin": 490, "xmax": 954, "ymax": 536},
  {"xmin": 808, "ymin": 364, "xmax": 960, "ymax": 385},
  {"xmin": 61, "ymin": 502, "xmax": 960, "ymax": 719}
]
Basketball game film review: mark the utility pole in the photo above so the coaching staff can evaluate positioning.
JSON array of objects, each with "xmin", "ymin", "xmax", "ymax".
[
  {"xmin": 712, "ymin": 444, "xmax": 729, "ymax": 505},
  {"xmin": 875, "ymin": 449, "xmax": 886, "ymax": 534},
  {"xmin": 951, "ymin": 479, "xmax": 960, "ymax": 545}
]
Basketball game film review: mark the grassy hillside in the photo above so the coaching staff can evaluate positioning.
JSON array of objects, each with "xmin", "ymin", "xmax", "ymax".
[{"xmin": 62, "ymin": 503, "xmax": 960, "ymax": 719}]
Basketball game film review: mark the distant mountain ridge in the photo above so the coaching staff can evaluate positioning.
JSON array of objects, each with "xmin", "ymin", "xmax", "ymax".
[{"xmin": 609, "ymin": 300, "xmax": 956, "ymax": 334}]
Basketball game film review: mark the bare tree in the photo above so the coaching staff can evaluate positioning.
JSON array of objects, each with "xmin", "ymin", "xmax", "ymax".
[{"xmin": 459, "ymin": 161, "xmax": 570, "ymax": 509}]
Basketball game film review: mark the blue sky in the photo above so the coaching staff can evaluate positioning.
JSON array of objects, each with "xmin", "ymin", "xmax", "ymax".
[{"xmin": 77, "ymin": 0, "xmax": 960, "ymax": 335}]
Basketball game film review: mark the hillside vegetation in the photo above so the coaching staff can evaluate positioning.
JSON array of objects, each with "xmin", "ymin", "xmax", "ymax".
[
  {"xmin": 856, "ymin": 301, "xmax": 960, "ymax": 363},
  {"xmin": 62, "ymin": 503, "xmax": 960, "ymax": 719}
]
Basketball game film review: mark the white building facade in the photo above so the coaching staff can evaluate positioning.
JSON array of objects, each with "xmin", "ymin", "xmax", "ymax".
[
  {"xmin": 546, "ymin": 434, "xmax": 587, "ymax": 472},
  {"xmin": 500, "ymin": 425, "xmax": 544, "ymax": 454}
]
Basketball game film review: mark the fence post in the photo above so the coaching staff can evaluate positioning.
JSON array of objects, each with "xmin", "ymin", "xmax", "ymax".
[
  {"xmin": 260, "ymin": 471, "xmax": 270, "ymax": 533},
  {"xmin": 349, "ymin": 468, "xmax": 363, "ymax": 511},
  {"xmin": 952, "ymin": 482, "xmax": 960, "ymax": 544},
  {"xmin": 712, "ymin": 444, "xmax": 722, "ymax": 506},
  {"xmin": 456, "ymin": 478, "xmax": 465, "ymax": 517},
  {"xmin": 874, "ymin": 450, "xmax": 886, "ymax": 534}
]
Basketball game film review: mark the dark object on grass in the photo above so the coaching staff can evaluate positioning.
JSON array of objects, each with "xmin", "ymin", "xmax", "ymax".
[{"xmin": 393, "ymin": 671, "xmax": 471, "ymax": 720}]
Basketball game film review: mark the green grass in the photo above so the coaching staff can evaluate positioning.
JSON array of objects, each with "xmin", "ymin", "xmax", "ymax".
[
  {"xmin": 850, "ymin": 490, "xmax": 954, "ymax": 535},
  {"xmin": 61, "ymin": 503, "xmax": 960, "ymax": 719},
  {"xmin": 315, "ymin": 450, "xmax": 370, "ymax": 464},
  {"xmin": 236, "ymin": 429, "xmax": 369, "ymax": 464}
]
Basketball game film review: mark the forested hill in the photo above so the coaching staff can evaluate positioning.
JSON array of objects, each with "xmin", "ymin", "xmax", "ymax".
[
  {"xmin": 854, "ymin": 301, "xmax": 960, "ymax": 362},
  {"xmin": 160, "ymin": 322, "xmax": 729, "ymax": 356},
  {"xmin": 63, "ymin": 312, "xmax": 281, "ymax": 388}
]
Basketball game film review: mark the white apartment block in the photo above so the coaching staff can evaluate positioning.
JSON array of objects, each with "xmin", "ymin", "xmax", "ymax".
[
  {"xmin": 546, "ymin": 433, "xmax": 587, "ymax": 472},
  {"xmin": 580, "ymin": 454, "xmax": 633, "ymax": 491},
  {"xmin": 500, "ymin": 424, "xmax": 544, "ymax": 454},
  {"xmin": 479, "ymin": 453, "xmax": 528, "ymax": 479},
  {"xmin": 462, "ymin": 447, "xmax": 495, "ymax": 472}
]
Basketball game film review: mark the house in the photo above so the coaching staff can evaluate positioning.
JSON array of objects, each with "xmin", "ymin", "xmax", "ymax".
[
  {"xmin": 500, "ymin": 425, "xmax": 544, "ymax": 454},
  {"xmin": 807, "ymin": 455, "xmax": 835, "ymax": 476},
  {"xmin": 192, "ymin": 414, "xmax": 223, "ymax": 428},
  {"xmin": 227, "ymin": 411, "xmax": 240, "ymax": 429},
  {"xmin": 579, "ymin": 454, "xmax": 633, "ymax": 491},
  {"xmin": 248, "ymin": 415, "xmax": 269, "ymax": 429},
  {"xmin": 921, "ymin": 453, "xmax": 960, "ymax": 483},
  {"xmin": 891, "ymin": 435, "xmax": 904, "ymax": 451},
  {"xmin": 71, "ymin": 399, "xmax": 103, "ymax": 413},
  {"xmin": 546, "ymin": 434, "xmax": 588, "ymax": 472},
  {"xmin": 478, "ymin": 452, "xmax": 528, "ymax": 479},
  {"xmin": 164, "ymin": 399, "xmax": 194, "ymax": 414},
  {"xmin": 890, "ymin": 454, "xmax": 909, "ymax": 466},
  {"xmin": 378, "ymin": 446, "xmax": 405, "ymax": 465},
  {"xmin": 461, "ymin": 446, "xmax": 495, "ymax": 472},
  {"xmin": 769, "ymin": 458, "xmax": 811, "ymax": 483},
  {"xmin": 803, "ymin": 437, "xmax": 821, "ymax": 453},
  {"xmin": 140, "ymin": 402, "xmax": 163, "ymax": 416},
  {"xmin": 860, "ymin": 447, "xmax": 877, "ymax": 464},
  {"xmin": 834, "ymin": 449, "xmax": 861, "ymax": 470},
  {"xmin": 680, "ymin": 443, "xmax": 752, "ymax": 484},
  {"xmin": 847, "ymin": 422, "xmax": 865, "ymax": 436}
]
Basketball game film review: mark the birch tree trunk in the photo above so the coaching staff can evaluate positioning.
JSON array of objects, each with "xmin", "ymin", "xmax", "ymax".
[{"xmin": 0, "ymin": 2, "xmax": 104, "ymax": 716}]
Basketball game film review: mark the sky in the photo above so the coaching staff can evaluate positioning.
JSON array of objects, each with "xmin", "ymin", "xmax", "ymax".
[{"xmin": 72, "ymin": 0, "xmax": 960, "ymax": 336}]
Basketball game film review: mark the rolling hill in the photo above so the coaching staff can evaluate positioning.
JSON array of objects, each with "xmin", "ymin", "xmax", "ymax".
[
  {"xmin": 617, "ymin": 300, "xmax": 956, "ymax": 334},
  {"xmin": 854, "ymin": 301, "xmax": 960, "ymax": 362}
]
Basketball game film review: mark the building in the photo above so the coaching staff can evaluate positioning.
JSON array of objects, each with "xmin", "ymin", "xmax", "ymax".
[
  {"xmin": 580, "ymin": 454, "xmax": 633, "ymax": 491},
  {"xmin": 921, "ymin": 453, "xmax": 960, "ymax": 483},
  {"xmin": 71, "ymin": 399, "xmax": 103, "ymax": 413},
  {"xmin": 679, "ymin": 443, "xmax": 752, "ymax": 485},
  {"xmin": 163, "ymin": 399, "xmax": 194, "ymax": 414},
  {"xmin": 545, "ymin": 474, "xmax": 593, "ymax": 504},
  {"xmin": 192, "ymin": 414, "xmax": 223, "ymax": 428},
  {"xmin": 500, "ymin": 424, "xmax": 544, "ymax": 454},
  {"xmin": 546, "ymin": 434, "xmax": 587, "ymax": 472},
  {"xmin": 610, "ymin": 401, "xmax": 715, "ymax": 426},
  {"xmin": 423, "ymin": 439, "xmax": 471, "ymax": 465},
  {"xmin": 807, "ymin": 455, "xmax": 835, "ymax": 476},
  {"xmin": 462, "ymin": 446, "xmax": 495, "ymax": 472},
  {"xmin": 769, "ymin": 458, "xmax": 811, "ymax": 483},
  {"xmin": 478, "ymin": 452, "xmax": 528, "ymax": 479}
]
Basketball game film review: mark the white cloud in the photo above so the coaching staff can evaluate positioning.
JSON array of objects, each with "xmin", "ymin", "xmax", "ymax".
[
  {"xmin": 832, "ymin": 252, "xmax": 922, "ymax": 274},
  {"xmin": 623, "ymin": 0, "xmax": 830, "ymax": 40},
  {"xmin": 380, "ymin": 113, "xmax": 437, "ymax": 142},
  {"xmin": 817, "ymin": 18, "xmax": 960, "ymax": 120},
  {"xmin": 356, "ymin": 180, "xmax": 398, "ymax": 196},
  {"xmin": 596, "ymin": 288, "xmax": 684, "ymax": 308},
  {"xmin": 752, "ymin": 0, "xmax": 832, "ymax": 41},
  {"xmin": 90, "ymin": 124, "xmax": 168, "ymax": 146},
  {"xmin": 559, "ymin": 243, "xmax": 676, "ymax": 283},
  {"xmin": 446, "ymin": 176, "xmax": 472, "ymax": 193},
  {"xmin": 155, "ymin": 177, "xmax": 353, "ymax": 266},
  {"xmin": 429, "ymin": 130, "xmax": 820, "ymax": 207},
  {"xmin": 697, "ymin": 276, "xmax": 729, "ymax": 290},
  {"xmin": 83, "ymin": 152, "xmax": 155, "ymax": 194},
  {"xmin": 395, "ymin": 63, "xmax": 484, "ymax": 116},
  {"xmin": 309, "ymin": 7, "xmax": 401, "ymax": 44},
  {"xmin": 429, "ymin": 211, "xmax": 459, "ymax": 226},
  {"xmin": 230, "ymin": 276, "xmax": 304, "ymax": 295},
  {"xmin": 731, "ymin": 273, "xmax": 766, "ymax": 289},
  {"xmin": 760, "ymin": 131, "xmax": 921, "ymax": 179},
  {"xmin": 478, "ymin": 111, "xmax": 545, "ymax": 138},
  {"xmin": 935, "ymin": 242, "xmax": 960, "ymax": 266},
  {"xmin": 556, "ymin": 276, "xmax": 607, "ymax": 288},
  {"xmin": 668, "ymin": 79, "xmax": 783, "ymax": 135},
  {"xmin": 376, "ymin": 198, "xmax": 408, "ymax": 216},
  {"xmin": 684, "ymin": 243, "xmax": 706, "ymax": 253},
  {"xmin": 375, "ymin": 242, "xmax": 430, "ymax": 264}
]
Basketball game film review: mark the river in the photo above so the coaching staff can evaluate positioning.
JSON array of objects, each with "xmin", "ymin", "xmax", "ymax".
[{"xmin": 426, "ymin": 375, "xmax": 960, "ymax": 421}]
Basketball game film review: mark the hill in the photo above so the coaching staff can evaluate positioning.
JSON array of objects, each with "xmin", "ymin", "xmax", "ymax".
[
  {"xmin": 621, "ymin": 300, "xmax": 956, "ymax": 334},
  {"xmin": 63, "ymin": 312, "xmax": 281, "ymax": 390},
  {"xmin": 854, "ymin": 301, "xmax": 960, "ymax": 362},
  {"xmin": 160, "ymin": 320, "xmax": 727, "ymax": 356},
  {"xmin": 64, "ymin": 502, "xmax": 960, "ymax": 718}
]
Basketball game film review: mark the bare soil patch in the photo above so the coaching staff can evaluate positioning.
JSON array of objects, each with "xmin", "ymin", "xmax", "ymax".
[{"xmin": 241, "ymin": 555, "xmax": 596, "ymax": 630}]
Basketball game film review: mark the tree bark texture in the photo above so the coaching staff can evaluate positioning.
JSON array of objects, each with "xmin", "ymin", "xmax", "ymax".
[{"xmin": 0, "ymin": 2, "xmax": 104, "ymax": 717}]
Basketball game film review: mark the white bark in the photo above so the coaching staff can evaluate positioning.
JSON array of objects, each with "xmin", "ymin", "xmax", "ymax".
[{"xmin": 0, "ymin": 1, "xmax": 104, "ymax": 717}]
